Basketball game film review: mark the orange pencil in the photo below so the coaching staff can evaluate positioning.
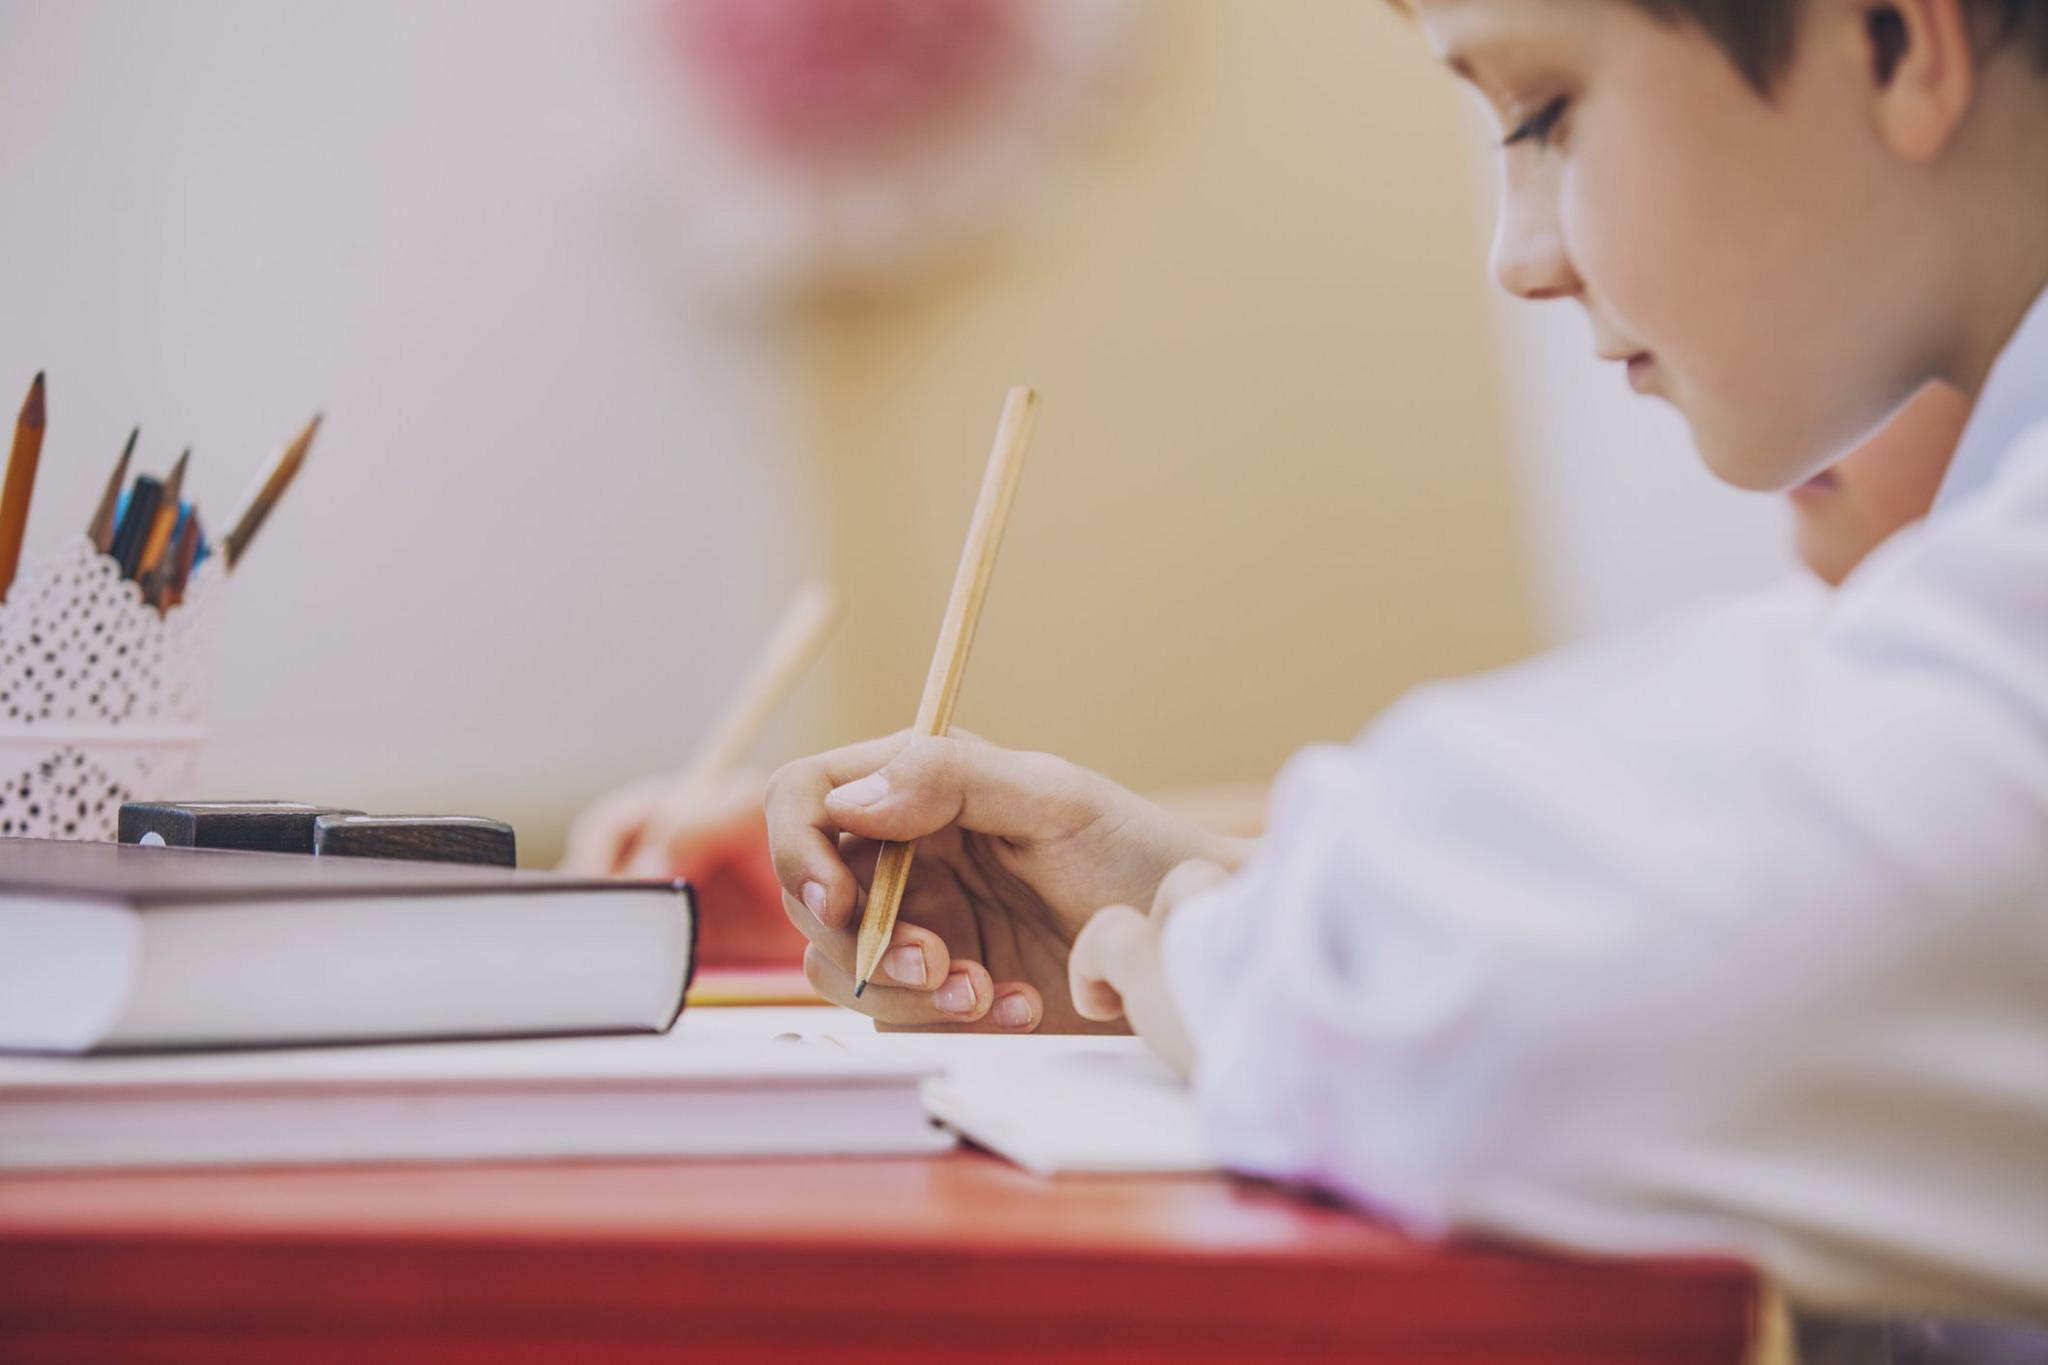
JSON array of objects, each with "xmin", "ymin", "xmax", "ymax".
[
  {"xmin": 136, "ymin": 447, "xmax": 190, "ymax": 582},
  {"xmin": 0, "ymin": 373, "xmax": 48, "ymax": 602}
]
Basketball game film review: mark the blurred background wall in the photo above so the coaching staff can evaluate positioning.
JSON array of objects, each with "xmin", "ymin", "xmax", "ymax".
[
  {"xmin": 0, "ymin": 0, "xmax": 1795, "ymax": 865},
  {"xmin": 794, "ymin": 0, "xmax": 1539, "ymax": 793}
]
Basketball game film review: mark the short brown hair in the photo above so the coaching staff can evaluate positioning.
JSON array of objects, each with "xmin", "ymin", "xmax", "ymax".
[{"xmin": 1632, "ymin": 0, "xmax": 2048, "ymax": 90}]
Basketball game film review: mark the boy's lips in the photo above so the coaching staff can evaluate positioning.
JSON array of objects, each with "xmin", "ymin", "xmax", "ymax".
[{"xmin": 1597, "ymin": 346, "xmax": 1657, "ymax": 392}]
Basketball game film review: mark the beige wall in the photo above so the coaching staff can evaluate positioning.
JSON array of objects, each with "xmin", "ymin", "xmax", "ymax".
[{"xmin": 796, "ymin": 0, "xmax": 1537, "ymax": 794}]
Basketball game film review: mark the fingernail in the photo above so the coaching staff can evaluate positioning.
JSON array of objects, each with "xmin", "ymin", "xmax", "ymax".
[
  {"xmin": 801, "ymin": 881, "xmax": 828, "ymax": 919},
  {"xmin": 935, "ymin": 972, "xmax": 977, "ymax": 1015},
  {"xmin": 883, "ymin": 945, "xmax": 927, "ymax": 988},
  {"xmin": 994, "ymin": 994, "xmax": 1032, "ymax": 1030},
  {"xmin": 829, "ymin": 773, "xmax": 889, "ymax": 808}
]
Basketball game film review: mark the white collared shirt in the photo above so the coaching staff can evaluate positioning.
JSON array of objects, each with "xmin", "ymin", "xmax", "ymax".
[{"xmin": 1163, "ymin": 286, "xmax": 2048, "ymax": 1320}]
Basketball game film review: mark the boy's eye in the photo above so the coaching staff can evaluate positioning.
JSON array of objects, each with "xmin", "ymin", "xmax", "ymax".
[{"xmin": 1501, "ymin": 96, "xmax": 1569, "ymax": 149}]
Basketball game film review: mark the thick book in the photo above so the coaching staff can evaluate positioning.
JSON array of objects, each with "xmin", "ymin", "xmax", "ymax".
[
  {"xmin": 0, "ymin": 837, "xmax": 693, "ymax": 1054},
  {"xmin": 0, "ymin": 1031, "xmax": 952, "ymax": 1168}
]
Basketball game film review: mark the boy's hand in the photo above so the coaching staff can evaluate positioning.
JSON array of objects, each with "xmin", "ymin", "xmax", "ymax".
[
  {"xmin": 1068, "ymin": 859, "xmax": 1227, "ymax": 1074},
  {"xmin": 766, "ymin": 732, "xmax": 1244, "ymax": 1033}
]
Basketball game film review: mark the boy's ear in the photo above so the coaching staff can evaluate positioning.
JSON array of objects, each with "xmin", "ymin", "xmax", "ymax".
[{"xmin": 1861, "ymin": 0, "xmax": 1976, "ymax": 161}]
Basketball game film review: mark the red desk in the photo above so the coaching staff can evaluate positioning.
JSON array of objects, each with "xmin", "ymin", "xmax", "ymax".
[{"xmin": 0, "ymin": 1150, "xmax": 1756, "ymax": 1363}]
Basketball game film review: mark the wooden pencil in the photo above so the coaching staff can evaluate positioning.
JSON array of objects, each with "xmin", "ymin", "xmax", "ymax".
[
  {"xmin": 136, "ymin": 447, "xmax": 190, "ymax": 582},
  {"xmin": 222, "ymin": 413, "xmax": 319, "ymax": 569},
  {"xmin": 853, "ymin": 386, "xmax": 1038, "ymax": 996},
  {"xmin": 87, "ymin": 428, "xmax": 138, "ymax": 554},
  {"xmin": 0, "ymin": 373, "xmax": 49, "ymax": 603}
]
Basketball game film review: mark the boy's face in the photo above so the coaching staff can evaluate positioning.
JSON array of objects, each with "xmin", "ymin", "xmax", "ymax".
[
  {"xmin": 1788, "ymin": 380, "xmax": 1970, "ymax": 586},
  {"xmin": 1419, "ymin": 0, "xmax": 1942, "ymax": 491}
]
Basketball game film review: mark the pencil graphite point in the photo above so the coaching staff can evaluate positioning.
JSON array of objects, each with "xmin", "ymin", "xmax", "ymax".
[
  {"xmin": 22, "ymin": 373, "xmax": 45, "ymax": 428},
  {"xmin": 853, "ymin": 978, "xmax": 867, "ymax": 999}
]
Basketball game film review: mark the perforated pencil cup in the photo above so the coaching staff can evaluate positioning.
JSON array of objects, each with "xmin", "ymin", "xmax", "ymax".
[{"xmin": 0, "ymin": 535, "xmax": 225, "ymax": 840}]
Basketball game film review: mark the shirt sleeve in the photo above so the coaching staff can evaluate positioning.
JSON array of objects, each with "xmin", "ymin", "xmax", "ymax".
[{"xmin": 1161, "ymin": 430, "xmax": 2048, "ymax": 1322}]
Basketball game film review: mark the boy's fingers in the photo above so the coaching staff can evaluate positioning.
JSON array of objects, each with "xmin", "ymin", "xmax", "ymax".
[
  {"xmin": 984, "ymin": 982, "xmax": 1044, "ymax": 1033},
  {"xmin": 1070, "ymin": 863, "xmax": 1226, "ymax": 1023},
  {"xmin": 1070, "ymin": 902, "xmax": 1198, "ymax": 1074},
  {"xmin": 821, "ymin": 735, "xmax": 1104, "ymax": 847},
  {"xmin": 1068, "ymin": 903, "xmax": 1150, "ymax": 1023},
  {"xmin": 785, "ymin": 895, "xmax": 954, "ymax": 986},
  {"xmin": 765, "ymin": 733, "xmax": 916, "ymax": 929},
  {"xmin": 802, "ymin": 946, "xmax": 1002, "ymax": 1028}
]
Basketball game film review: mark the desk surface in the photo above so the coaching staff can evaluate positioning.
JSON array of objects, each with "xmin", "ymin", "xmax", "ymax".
[{"xmin": 0, "ymin": 1148, "xmax": 1755, "ymax": 1364}]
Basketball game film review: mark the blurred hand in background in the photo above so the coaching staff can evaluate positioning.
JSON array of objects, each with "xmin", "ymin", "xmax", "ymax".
[{"xmin": 560, "ymin": 767, "xmax": 807, "ymax": 966}]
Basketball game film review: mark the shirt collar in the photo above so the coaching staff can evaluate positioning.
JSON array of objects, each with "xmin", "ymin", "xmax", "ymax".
[{"xmin": 1936, "ymin": 282, "xmax": 2048, "ymax": 508}]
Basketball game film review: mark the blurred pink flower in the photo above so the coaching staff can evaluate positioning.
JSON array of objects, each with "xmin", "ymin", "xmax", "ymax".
[{"xmin": 670, "ymin": 0, "xmax": 1021, "ymax": 161}]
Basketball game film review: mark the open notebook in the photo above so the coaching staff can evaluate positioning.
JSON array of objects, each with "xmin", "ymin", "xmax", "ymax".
[
  {"xmin": 917, "ymin": 1039, "xmax": 1213, "ymax": 1176},
  {"xmin": 700, "ymin": 1012, "xmax": 1216, "ymax": 1176}
]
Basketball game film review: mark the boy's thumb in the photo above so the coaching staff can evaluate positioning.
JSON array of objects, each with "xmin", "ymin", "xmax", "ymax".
[{"xmin": 821, "ymin": 735, "xmax": 1092, "ymax": 845}]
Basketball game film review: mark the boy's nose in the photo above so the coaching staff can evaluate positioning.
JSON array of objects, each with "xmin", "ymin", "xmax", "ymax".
[{"xmin": 1490, "ymin": 170, "xmax": 1579, "ymax": 302}]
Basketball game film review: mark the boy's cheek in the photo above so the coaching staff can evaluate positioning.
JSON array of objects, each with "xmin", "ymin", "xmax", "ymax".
[{"xmin": 1559, "ymin": 71, "xmax": 1860, "ymax": 489}]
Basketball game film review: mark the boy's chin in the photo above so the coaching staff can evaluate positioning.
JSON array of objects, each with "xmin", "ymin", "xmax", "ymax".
[{"xmin": 1683, "ymin": 409, "xmax": 1832, "ymax": 494}]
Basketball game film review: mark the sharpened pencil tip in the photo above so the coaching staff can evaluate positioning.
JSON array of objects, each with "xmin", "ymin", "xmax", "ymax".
[
  {"xmin": 853, "ymin": 978, "xmax": 868, "ymax": 999},
  {"xmin": 288, "ymin": 413, "xmax": 322, "ymax": 459},
  {"xmin": 22, "ymin": 372, "xmax": 45, "ymax": 427}
]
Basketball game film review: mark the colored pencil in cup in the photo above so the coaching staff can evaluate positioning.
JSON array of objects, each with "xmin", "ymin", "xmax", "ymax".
[
  {"xmin": 0, "ymin": 373, "xmax": 49, "ymax": 602},
  {"xmin": 86, "ymin": 428, "xmax": 138, "ymax": 554},
  {"xmin": 222, "ymin": 414, "xmax": 319, "ymax": 569}
]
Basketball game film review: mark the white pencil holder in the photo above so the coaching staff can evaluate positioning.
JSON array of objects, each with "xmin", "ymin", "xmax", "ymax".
[{"xmin": 0, "ymin": 535, "xmax": 226, "ymax": 840}]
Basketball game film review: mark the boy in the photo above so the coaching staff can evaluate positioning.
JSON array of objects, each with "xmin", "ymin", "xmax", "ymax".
[{"xmin": 770, "ymin": 0, "xmax": 2048, "ymax": 1317}]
